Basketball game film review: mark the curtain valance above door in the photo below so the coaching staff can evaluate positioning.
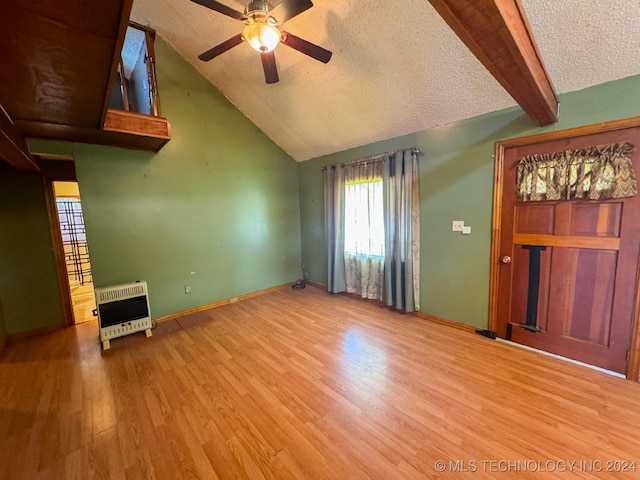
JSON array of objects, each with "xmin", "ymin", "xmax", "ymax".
[{"xmin": 516, "ymin": 142, "xmax": 637, "ymax": 202}]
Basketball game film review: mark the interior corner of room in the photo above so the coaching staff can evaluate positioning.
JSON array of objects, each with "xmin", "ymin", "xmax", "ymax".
[
  {"xmin": 1, "ymin": 0, "xmax": 640, "ymax": 360},
  {"xmin": 4, "ymin": 0, "xmax": 640, "ymax": 477}
]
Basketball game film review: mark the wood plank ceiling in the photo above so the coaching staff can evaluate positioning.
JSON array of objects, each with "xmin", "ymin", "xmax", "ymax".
[
  {"xmin": 0, "ymin": 0, "xmax": 556, "ymax": 172},
  {"xmin": 0, "ymin": 0, "xmax": 133, "ymax": 172},
  {"xmin": 1, "ymin": 1, "xmax": 130, "ymax": 129}
]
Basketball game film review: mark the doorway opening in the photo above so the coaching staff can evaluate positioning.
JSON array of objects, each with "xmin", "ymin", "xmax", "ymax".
[{"xmin": 53, "ymin": 182, "xmax": 96, "ymax": 324}]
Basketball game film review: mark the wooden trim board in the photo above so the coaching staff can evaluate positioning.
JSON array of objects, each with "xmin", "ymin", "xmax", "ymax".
[
  {"xmin": 156, "ymin": 278, "xmax": 480, "ymax": 338},
  {"xmin": 6, "ymin": 282, "xmax": 297, "ymax": 342},
  {"xmin": 305, "ymin": 281, "xmax": 478, "ymax": 335},
  {"xmin": 8, "ymin": 322, "xmax": 66, "ymax": 344},
  {"xmin": 153, "ymin": 282, "xmax": 293, "ymax": 324},
  {"xmin": 305, "ymin": 280, "xmax": 327, "ymax": 290},
  {"xmin": 412, "ymin": 311, "xmax": 478, "ymax": 334},
  {"xmin": 513, "ymin": 233, "xmax": 620, "ymax": 251},
  {"xmin": 43, "ymin": 176, "xmax": 76, "ymax": 328}
]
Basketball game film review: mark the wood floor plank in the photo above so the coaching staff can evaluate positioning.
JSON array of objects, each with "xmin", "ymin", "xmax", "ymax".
[{"xmin": 3, "ymin": 285, "xmax": 640, "ymax": 478}]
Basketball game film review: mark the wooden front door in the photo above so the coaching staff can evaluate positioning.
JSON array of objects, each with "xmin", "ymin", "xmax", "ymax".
[{"xmin": 491, "ymin": 120, "xmax": 640, "ymax": 376}]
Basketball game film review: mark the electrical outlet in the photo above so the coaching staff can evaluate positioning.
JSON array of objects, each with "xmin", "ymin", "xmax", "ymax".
[
  {"xmin": 185, "ymin": 285, "xmax": 191, "ymax": 294},
  {"xmin": 452, "ymin": 220, "xmax": 464, "ymax": 232}
]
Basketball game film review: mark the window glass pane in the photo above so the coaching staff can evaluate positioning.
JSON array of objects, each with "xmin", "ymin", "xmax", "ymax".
[{"xmin": 344, "ymin": 179, "xmax": 384, "ymax": 256}]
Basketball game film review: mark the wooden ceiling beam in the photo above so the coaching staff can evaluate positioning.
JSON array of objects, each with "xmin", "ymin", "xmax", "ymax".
[
  {"xmin": 0, "ymin": 103, "xmax": 39, "ymax": 172},
  {"xmin": 428, "ymin": 0, "xmax": 559, "ymax": 126}
]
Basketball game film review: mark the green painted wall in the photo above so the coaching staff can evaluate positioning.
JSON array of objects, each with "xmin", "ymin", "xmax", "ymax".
[
  {"xmin": 298, "ymin": 75, "xmax": 640, "ymax": 328},
  {"xmin": 49, "ymin": 37, "xmax": 302, "ymax": 319},
  {"xmin": 6, "ymin": 37, "xmax": 640, "ymax": 335},
  {"xmin": 0, "ymin": 165, "xmax": 65, "ymax": 334}
]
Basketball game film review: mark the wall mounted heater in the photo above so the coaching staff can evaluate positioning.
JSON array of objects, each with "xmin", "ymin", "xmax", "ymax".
[{"xmin": 95, "ymin": 281, "xmax": 152, "ymax": 350}]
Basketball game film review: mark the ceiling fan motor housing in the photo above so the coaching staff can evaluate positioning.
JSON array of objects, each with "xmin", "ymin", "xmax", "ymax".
[
  {"xmin": 245, "ymin": 1, "xmax": 273, "ymax": 18},
  {"xmin": 192, "ymin": 0, "xmax": 331, "ymax": 83},
  {"xmin": 243, "ymin": 0, "xmax": 280, "ymax": 53}
]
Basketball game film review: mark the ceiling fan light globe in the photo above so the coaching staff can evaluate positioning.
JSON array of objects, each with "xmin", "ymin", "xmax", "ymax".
[{"xmin": 243, "ymin": 22, "xmax": 281, "ymax": 53}]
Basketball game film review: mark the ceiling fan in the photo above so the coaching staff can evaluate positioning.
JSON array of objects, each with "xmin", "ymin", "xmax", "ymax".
[{"xmin": 191, "ymin": 0, "xmax": 332, "ymax": 84}]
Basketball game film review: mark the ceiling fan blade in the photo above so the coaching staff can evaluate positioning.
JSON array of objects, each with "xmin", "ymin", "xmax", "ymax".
[
  {"xmin": 271, "ymin": 0, "xmax": 313, "ymax": 24},
  {"xmin": 198, "ymin": 34, "xmax": 244, "ymax": 61},
  {"xmin": 190, "ymin": 0, "xmax": 245, "ymax": 20},
  {"xmin": 261, "ymin": 52, "xmax": 279, "ymax": 84},
  {"xmin": 281, "ymin": 32, "xmax": 332, "ymax": 63}
]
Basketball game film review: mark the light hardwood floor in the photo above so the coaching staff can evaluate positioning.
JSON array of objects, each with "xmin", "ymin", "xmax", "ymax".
[
  {"xmin": 69, "ymin": 283, "xmax": 97, "ymax": 324},
  {"xmin": 2, "ymin": 286, "xmax": 640, "ymax": 479}
]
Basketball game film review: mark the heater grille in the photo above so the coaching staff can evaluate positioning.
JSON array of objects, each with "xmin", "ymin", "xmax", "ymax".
[
  {"xmin": 97, "ymin": 283, "xmax": 146, "ymax": 303},
  {"xmin": 95, "ymin": 281, "xmax": 152, "ymax": 350}
]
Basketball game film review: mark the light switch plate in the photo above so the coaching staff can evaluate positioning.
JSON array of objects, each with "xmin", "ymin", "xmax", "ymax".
[
  {"xmin": 452, "ymin": 220, "xmax": 464, "ymax": 232},
  {"xmin": 462, "ymin": 226, "xmax": 472, "ymax": 235}
]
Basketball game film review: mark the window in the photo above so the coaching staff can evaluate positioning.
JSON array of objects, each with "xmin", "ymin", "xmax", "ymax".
[
  {"xmin": 344, "ymin": 177, "xmax": 384, "ymax": 257},
  {"xmin": 323, "ymin": 148, "xmax": 420, "ymax": 310}
]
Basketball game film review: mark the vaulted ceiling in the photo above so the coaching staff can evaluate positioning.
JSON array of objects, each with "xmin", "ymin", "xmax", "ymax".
[
  {"xmin": 130, "ymin": 0, "xmax": 640, "ymax": 161},
  {"xmin": 1, "ymin": 1, "xmax": 639, "ymax": 171}
]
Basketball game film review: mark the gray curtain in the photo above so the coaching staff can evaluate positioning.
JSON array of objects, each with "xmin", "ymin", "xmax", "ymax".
[
  {"xmin": 323, "ymin": 148, "xmax": 420, "ymax": 311},
  {"xmin": 324, "ymin": 165, "xmax": 346, "ymax": 293},
  {"xmin": 382, "ymin": 149, "xmax": 420, "ymax": 312}
]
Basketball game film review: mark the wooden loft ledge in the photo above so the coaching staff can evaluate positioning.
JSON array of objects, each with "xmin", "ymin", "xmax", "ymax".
[
  {"xmin": 99, "ymin": 21, "xmax": 171, "ymax": 151},
  {"xmin": 0, "ymin": 103, "xmax": 39, "ymax": 172},
  {"xmin": 17, "ymin": 110, "xmax": 171, "ymax": 153},
  {"xmin": 15, "ymin": 19, "xmax": 171, "ymax": 153},
  {"xmin": 0, "ymin": 1, "xmax": 171, "ymax": 172},
  {"xmin": 103, "ymin": 110, "xmax": 171, "ymax": 151},
  {"xmin": 428, "ymin": 0, "xmax": 559, "ymax": 126}
]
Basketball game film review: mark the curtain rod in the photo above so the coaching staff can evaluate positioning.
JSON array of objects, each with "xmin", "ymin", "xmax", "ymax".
[{"xmin": 321, "ymin": 148, "xmax": 421, "ymax": 170}]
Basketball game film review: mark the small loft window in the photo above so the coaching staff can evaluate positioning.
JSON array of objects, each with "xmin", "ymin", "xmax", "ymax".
[{"xmin": 109, "ymin": 22, "xmax": 161, "ymax": 117}]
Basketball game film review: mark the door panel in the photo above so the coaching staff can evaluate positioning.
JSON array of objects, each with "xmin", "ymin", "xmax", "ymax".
[
  {"xmin": 552, "ymin": 248, "xmax": 616, "ymax": 345},
  {"xmin": 515, "ymin": 204, "xmax": 555, "ymax": 234},
  {"xmin": 569, "ymin": 203, "xmax": 622, "ymax": 237},
  {"xmin": 494, "ymin": 124, "xmax": 640, "ymax": 375}
]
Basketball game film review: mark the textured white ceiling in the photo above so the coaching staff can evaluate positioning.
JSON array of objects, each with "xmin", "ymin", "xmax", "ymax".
[
  {"xmin": 130, "ymin": 0, "xmax": 640, "ymax": 161},
  {"xmin": 122, "ymin": 26, "xmax": 146, "ymax": 78}
]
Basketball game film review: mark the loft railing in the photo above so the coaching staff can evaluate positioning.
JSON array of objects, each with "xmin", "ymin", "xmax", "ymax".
[{"xmin": 109, "ymin": 22, "xmax": 161, "ymax": 117}]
